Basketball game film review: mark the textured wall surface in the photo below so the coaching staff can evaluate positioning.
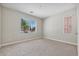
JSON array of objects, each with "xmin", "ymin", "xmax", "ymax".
[
  {"xmin": 1, "ymin": 7, "xmax": 43, "ymax": 45},
  {"xmin": 44, "ymin": 8, "xmax": 77, "ymax": 45}
]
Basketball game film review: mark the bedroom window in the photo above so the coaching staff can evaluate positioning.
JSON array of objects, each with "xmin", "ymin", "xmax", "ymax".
[{"xmin": 21, "ymin": 18, "xmax": 37, "ymax": 33}]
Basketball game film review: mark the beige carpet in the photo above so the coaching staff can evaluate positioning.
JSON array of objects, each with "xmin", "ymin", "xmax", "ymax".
[{"xmin": 0, "ymin": 39, "xmax": 78, "ymax": 56}]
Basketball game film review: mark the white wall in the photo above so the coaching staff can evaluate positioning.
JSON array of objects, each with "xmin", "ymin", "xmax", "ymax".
[
  {"xmin": 77, "ymin": 6, "xmax": 79, "ymax": 55},
  {"xmin": 43, "ymin": 8, "xmax": 77, "ymax": 45},
  {"xmin": 0, "ymin": 6, "xmax": 1, "ymax": 47},
  {"xmin": 1, "ymin": 6, "xmax": 43, "ymax": 46},
  {"xmin": 0, "ymin": 6, "xmax": 77, "ymax": 46}
]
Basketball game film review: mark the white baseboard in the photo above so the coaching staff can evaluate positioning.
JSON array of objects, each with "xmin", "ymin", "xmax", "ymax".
[
  {"xmin": 1, "ymin": 37, "xmax": 77, "ymax": 47},
  {"xmin": 44, "ymin": 37, "xmax": 77, "ymax": 46},
  {"xmin": 1, "ymin": 37, "xmax": 41, "ymax": 47}
]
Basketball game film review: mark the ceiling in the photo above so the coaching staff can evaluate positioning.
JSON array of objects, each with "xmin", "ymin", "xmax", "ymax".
[{"xmin": 1, "ymin": 3, "xmax": 76, "ymax": 19}]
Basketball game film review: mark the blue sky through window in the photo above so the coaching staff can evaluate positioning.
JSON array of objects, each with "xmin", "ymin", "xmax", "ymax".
[{"xmin": 28, "ymin": 19, "xmax": 36, "ymax": 28}]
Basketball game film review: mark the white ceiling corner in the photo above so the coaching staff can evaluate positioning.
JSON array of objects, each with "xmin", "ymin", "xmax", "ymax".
[{"xmin": 1, "ymin": 3, "xmax": 76, "ymax": 19}]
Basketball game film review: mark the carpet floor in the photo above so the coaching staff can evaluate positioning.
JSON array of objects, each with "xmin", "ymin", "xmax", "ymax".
[{"xmin": 0, "ymin": 39, "xmax": 78, "ymax": 56}]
